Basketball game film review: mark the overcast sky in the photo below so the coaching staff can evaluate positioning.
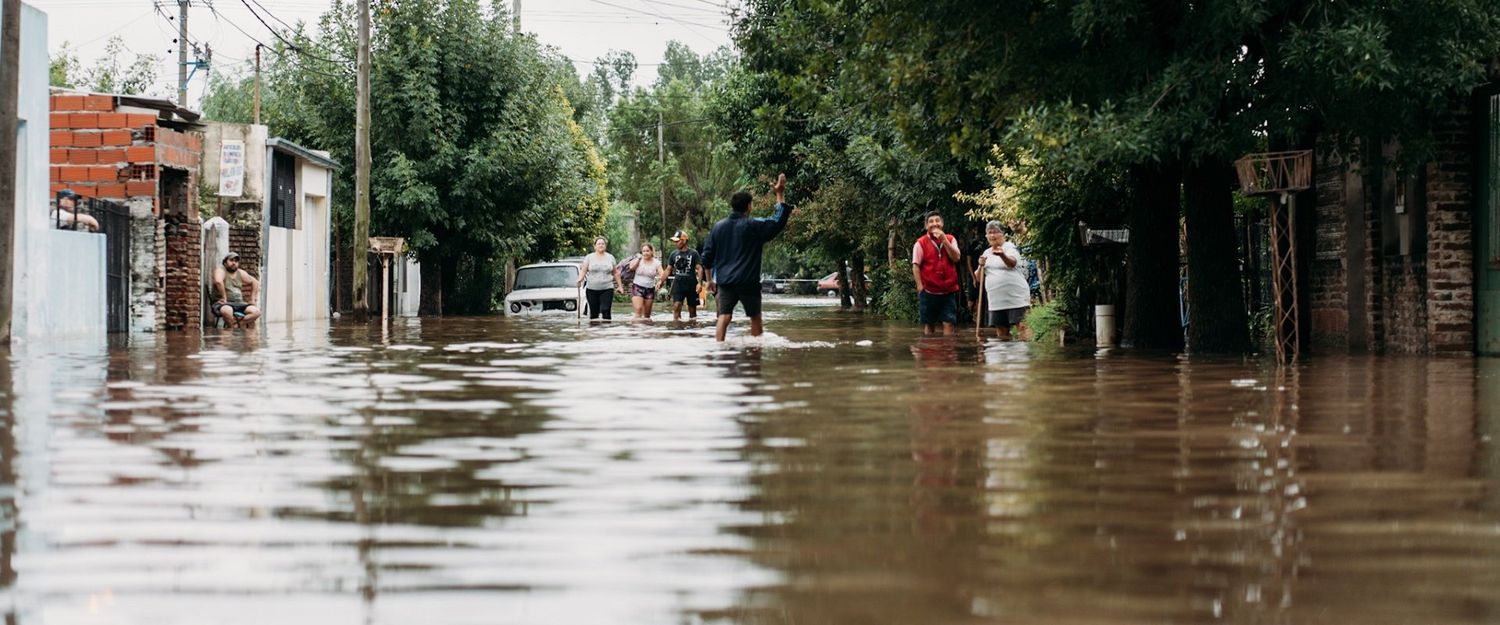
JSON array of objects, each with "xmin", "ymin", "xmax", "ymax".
[{"xmin": 29, "ymin": 0, "xmax": 739, "ymax": 106}]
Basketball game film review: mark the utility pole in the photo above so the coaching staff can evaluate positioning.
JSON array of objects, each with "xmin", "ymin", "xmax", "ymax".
[
  {"xmin": 252, "ymin": 44, "xmax": 261, "ymax": 124},
  {"xmin": 512, "ymin": 0, "xmax": 521, "ymax": 33},
  {"xmin": 176, "ymin": 0, "xmax": 189, "ymax": 106},
  {"xmin": 0, "ymin": 0, "xmax": 20, "ymax": 342},
  {"xmin": 658, "ymin": 109, "xmax": 666, "ymax": 248},
  {"xmin": 352, "ymin": 0, "xmax": 371, "ymax": 322}
]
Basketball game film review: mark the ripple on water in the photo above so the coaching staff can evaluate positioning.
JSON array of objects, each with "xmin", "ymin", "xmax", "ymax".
[{"xmin": 12, "ymin": 305, "xmax": 1500, "ymax": 625}]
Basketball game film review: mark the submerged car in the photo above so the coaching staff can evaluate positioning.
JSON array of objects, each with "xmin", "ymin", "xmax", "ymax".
[
  {"xmin": 817, "ymin": 272, "xmax": 872, "ymax": 296},
  {"xmin": 504, "ymin": 262, "xmax": 580, "ymax": 315}
]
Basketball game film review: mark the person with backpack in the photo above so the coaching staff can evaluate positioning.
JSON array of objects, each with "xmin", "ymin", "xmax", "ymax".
[
  {"xmin": 703, "ymin": 173, "xmax": 794, "ymax": 342},
  {"xmin": 912, "ymin": 211, "xmax": 962, "ymax": 336},
  {"xmin": 576, "ymin": 237, "xmax": 623, "ymax": 320}
]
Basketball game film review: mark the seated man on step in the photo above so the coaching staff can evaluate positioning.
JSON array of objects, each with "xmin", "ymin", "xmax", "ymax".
[{"xmin": 212, "ymin": 252, "xmax": 262, "ymax": 329}]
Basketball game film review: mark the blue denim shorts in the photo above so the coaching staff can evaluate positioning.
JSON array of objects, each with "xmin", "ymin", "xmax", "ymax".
[{"xmin": 918, "ymin": 291, "xmax": 958, "ymax": 325}]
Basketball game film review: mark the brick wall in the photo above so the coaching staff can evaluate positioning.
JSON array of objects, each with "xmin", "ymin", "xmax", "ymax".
[
  {"xmin": 48, "ymin": 93, "xmax": 159, "ymax": 206},
  {"xmin": 1306, "ymin": 98, "xmax": 1477, "ymax": 355},
  {"xmin": 50, "ymin": 91, "xmax": 209, "ymax": 334},
  {"xmin": 163, "ymin": 215, "xmax": 202, "ymax": 331},
  {"xmin": 1311, "ymin": 150, "xmax": 1350, "ymax": 346},
  {"xmin": 1424, "ymin": 104, "xmax": 1475, "ymax": 355},
  {"xmin": 229, "ymin": 226, "xmax": 261, "ymax": 277},
  {"xmin": 1376, "ymin": 256, "xmax": 1428, "ymax": 352},
  {"xmin": 154, "ymin": 127, "xmax": 203, "ymax": 171}
]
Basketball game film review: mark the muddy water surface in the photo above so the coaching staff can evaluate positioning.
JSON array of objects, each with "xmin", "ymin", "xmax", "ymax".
[{"xmin": 3, "ymin": 296, "xmax": 1499, "ymax": 624}]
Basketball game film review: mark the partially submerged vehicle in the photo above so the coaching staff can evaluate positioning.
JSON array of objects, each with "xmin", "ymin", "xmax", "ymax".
[{"xmin": 504, "ymin": 262, "xmax": 580, "ymax": 315}]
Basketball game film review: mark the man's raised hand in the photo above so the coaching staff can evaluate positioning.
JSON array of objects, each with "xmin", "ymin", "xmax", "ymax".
[{"xmin": 773, "ymin": 173, "xmax": 786, "ymax": 202}]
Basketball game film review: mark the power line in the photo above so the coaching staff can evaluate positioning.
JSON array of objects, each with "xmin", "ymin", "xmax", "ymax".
[
  {"xmin": 579, "ymin": 0, "xmax": 727, "ymax": 43},
  {"xmin": 248, "ymin": 0, "xmax": 295, "ymax": 31},
  {"xmin": 236, "ymin": 0, "xmax": 346, "ymax": 65}
]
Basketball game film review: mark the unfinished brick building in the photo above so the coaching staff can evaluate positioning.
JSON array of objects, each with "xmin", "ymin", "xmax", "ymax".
[{"xmin": 49, "ymin": 90, "xmax": 205, "ymax": 333}]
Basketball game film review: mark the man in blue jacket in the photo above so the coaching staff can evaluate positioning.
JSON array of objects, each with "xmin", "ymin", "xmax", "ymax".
[{"xmin": 703, "ymin": 173, "xmax": 793, "ymax": 342}]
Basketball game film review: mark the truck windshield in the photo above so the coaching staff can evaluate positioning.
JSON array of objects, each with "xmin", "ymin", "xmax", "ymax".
[{"xmin": 513, "ymin": 266, "xmax": 577, "ymax": 290}]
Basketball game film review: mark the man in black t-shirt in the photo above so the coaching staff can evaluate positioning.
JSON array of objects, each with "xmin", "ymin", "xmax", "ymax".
[{"xmin": 667, "ymin": 229, "xmax": 705, "ymax": 321}]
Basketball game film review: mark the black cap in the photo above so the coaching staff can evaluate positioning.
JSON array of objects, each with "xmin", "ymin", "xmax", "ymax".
[{"xmin": 670, "ymin": 230, "xmax": 687, "ymax": 242}]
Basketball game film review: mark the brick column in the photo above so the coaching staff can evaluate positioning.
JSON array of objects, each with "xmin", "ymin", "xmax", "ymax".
[
  {"xmin": 1425, "ymin": 104, "xmax": 1476, "ymax": 355},
  {"xmin": 163, "ymin": 214, "xmax": 203, "ymax": 331}
]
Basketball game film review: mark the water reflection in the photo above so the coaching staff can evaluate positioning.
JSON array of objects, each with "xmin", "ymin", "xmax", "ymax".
[{"xmin": 0, "ymin": 300, "xmax": 1493, "ymax": 624}]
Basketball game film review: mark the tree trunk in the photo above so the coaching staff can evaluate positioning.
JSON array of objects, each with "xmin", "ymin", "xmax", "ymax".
[
  {"xmin": 440, "ymin": 255, "xmax": 459, "ymax": 316},
  {"xmin": 1183, "ymin": 158, "xmax": 1250, "ymax": 353},
  {"xmin": 1123, "ymin": 160, "xmax": 1185, "ymax": 350},
  {"xmin": 419, "ymin": 255, "xmax": 443, "ymax": 316},
  {"xmin": 850, "ymin": 251, "xmax": 868, "ymax": 312}
]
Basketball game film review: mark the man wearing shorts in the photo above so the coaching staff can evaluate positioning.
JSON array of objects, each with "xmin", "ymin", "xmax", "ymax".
[
  {"xmin": 912, "ymin": 211, "xmax": 962, "ymax": 336},
  {"xmin": 703, "ymin": 173, "xmax": 794, "ymax": 342},
  {"xmin": 667, "ymin": 230, "xmax": 705, "ymax": 321},
  {"xmin": 213, "ymin": 252, "xmax": 262, "ymax": 329}
]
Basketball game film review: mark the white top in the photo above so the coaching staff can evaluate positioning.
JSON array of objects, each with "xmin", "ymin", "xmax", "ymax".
[
  {"xmin": 633, "ymin": 257, "xmax": 662, "ymax": 288},
  {"xmin": 581, "ymin": 252, "xmax": 617, "ymax": 291},
  {"xmin": 979, "ymin": 243, "xmax": 1030, "ymax": 311}
]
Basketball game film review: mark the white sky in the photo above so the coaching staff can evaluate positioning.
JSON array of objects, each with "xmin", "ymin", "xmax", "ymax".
[{"xmin": 28, "ymin": 0, "xmax": 738, "ymax": 107}]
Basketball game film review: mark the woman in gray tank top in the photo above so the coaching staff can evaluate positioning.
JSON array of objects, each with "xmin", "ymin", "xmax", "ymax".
[{"xmin": 576, "ymin": 237, "xmax": 621, "ymax": 320}]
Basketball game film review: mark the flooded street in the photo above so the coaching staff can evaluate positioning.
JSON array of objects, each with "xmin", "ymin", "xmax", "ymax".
[{"xmin": 3, "ymin": 296, "xmax": 1499, "ymax": 624}]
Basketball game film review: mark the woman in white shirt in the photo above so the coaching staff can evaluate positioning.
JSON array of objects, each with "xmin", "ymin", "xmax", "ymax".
[
  {"xmin": 973, "ymin": 221, "xmax": 1031, "ymax": 340},
  {"xmin": 628, "ymin": 242, "xmax": 666, "ymax": 319},
  {"xmin": 577, "ymin": 237, "xmax": 623, "ymax": 320}
]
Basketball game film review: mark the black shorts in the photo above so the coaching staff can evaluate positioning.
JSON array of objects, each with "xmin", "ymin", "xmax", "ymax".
[
  {"xmin": 918, "ymin": 291, "xmax": 958, "ymax": 325},
  {"xmin": 671, "ymin": 278, "xmax": 700, "ymax": 305},
  {"xmin": 221, "ymin": 302, "xmax": 251, "ymax": 316},
  {"xmin": 987, "ymin": 306, "xmax": 1028, "ymax": 327},
  {"xmin": 716, "ymin": 282, "xmax": 762, "ymax": 317}
]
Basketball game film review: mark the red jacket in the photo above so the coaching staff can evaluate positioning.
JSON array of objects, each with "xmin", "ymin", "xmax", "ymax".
[{"xmin": 913, "ymin": 234, "xmax": 960, "ymax": 295}]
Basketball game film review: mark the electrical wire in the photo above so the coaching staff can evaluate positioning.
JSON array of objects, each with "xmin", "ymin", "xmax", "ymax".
[{"xmin": 236, "ymin": 0, "xmax": 347, "ymax": 65}]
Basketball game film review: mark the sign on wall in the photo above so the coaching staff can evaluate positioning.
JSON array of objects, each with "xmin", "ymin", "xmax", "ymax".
[{"xmin": 218, "ymin": 140, "xmax": 245, "ymax": 197}]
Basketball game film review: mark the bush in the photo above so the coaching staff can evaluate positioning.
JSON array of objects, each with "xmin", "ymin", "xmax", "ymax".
[
  {"xmin": 1025, "ymin": 301, "xmax": 1068, "ymax": 343},
  {"xmin": 874, "ymin": 259, "xmax": 918, "ymax": 322}
]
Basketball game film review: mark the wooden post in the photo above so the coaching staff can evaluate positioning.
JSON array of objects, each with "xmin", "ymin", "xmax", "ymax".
[
  {"xmin": 658, "ymin": 109, "xmax": 666, "ymax": 249},
  {"xmin": 253, "ymin": 44, "xmax": 261, "ymax": 125},
  {"xmin": 352, "ymin": 0, "xmax": 371, "ymax": 322},
  {"xmin": 176, "ymin": 0, "xmax": 189, "ymax": 106},
  {"xmin": 381, "ymin": 254, "xmax": 390, "ymax": 333}
]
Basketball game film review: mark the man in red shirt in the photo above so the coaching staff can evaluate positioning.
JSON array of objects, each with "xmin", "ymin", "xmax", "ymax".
[{"xmin": 911, "ymin": 212, "xmax": 962, "ymax": 336}]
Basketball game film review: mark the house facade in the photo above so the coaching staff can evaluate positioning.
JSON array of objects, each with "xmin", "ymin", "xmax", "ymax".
[
  {"xmin": 201, "ymin": 123, "xmax": 337, "ymax": 325},
  {"xmin": 1308, "ymin": 91, "xmax": 1487, "ymax": 355}
]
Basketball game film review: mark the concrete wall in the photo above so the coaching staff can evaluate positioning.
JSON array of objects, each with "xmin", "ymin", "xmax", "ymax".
[
  {"xmin": 9, "ymin": 4, "xmax": 108, "ymax": 342},
  {"xmin": 201, "ymin": 121, "xmax": 268, "ymax": 211},
  {"xmin": 398, "ymin": 256, "xmax": 421, "ymax": 317}
]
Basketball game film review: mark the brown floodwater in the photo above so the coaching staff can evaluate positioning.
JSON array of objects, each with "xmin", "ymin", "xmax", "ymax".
[{"xmin": 2, "ymin": 296, "xmax": 1498, "ymax": 624}]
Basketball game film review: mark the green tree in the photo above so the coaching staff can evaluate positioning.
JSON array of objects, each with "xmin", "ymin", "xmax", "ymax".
[
  {"xmin": 730, "ymin": 0, "xmax": 1500, "ymax": 350},
  {"xmin": 200, "ymin": 0, "xmax": 608, "ymax": 314},
  {"xmin": 605, "ymin": 42, "xmax": 742, "ymax": 249},
  {"xmin": 49, "ymin": 37, "xmax": 162, "ymax": 96}
]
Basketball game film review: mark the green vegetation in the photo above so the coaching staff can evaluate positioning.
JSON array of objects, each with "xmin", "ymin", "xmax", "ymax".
[
  {"xmin": 1024, "ymin": 302, "xmax": 1068, "ymax": 345},
  {"xmin": 49, "ymin": 37, "xmax": 163, "ymax": 96},
  {"xmin": 159, "ymin": 0, "xmax": 1500, "ymax": 333}
]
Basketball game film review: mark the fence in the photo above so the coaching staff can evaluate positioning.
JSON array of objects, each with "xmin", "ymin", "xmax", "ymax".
[{"xmin": 59, "ymin": 194, "xmax": 131, "ymax": 333}]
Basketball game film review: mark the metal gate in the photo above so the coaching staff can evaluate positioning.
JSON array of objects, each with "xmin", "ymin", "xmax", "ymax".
[{"xmin": 74, "ymin": 197, "xmax": 131, "ymax": 333}]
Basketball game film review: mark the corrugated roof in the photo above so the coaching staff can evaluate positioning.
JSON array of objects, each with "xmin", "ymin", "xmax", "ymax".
[{"xmin": 267, "ymin": 137, "xmax": 340, "ymax": 170}]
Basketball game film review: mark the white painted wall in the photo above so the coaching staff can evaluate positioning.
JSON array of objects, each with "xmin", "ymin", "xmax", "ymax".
[
  {"xmin": 398, "ymin": 256, "xmax": 421, "ymax": 317},
  {"xmin": 262, "ymin": 155, "xmax": 331, "ymax": 324},
  {"xmin": 9, "ymin": 4, "xmax": 108, "ymax": 342}
]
